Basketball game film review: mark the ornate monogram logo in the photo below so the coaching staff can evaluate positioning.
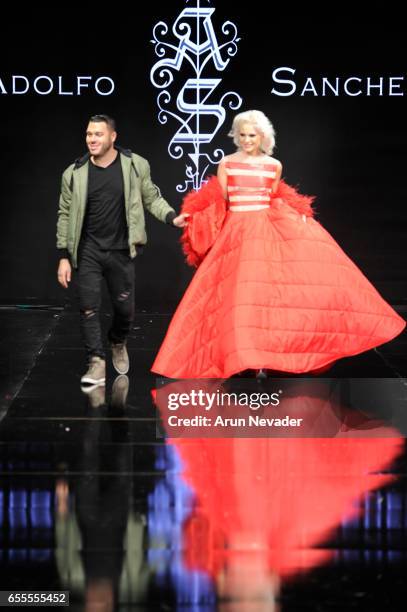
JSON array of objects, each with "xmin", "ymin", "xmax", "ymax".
[{"xmin": 151, "ymin": 0, "xmax": 242, "ymax": 191}]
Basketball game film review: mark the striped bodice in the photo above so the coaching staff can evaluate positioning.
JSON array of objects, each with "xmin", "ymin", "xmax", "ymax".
[{"xmin": 225, "ymin": 161, "xmax": 277, "ymax": 210}]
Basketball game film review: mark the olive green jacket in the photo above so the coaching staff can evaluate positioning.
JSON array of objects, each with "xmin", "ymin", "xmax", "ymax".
[{"xmin": 56, "ymin": 148, "xmax": 175, "ymax": 268}]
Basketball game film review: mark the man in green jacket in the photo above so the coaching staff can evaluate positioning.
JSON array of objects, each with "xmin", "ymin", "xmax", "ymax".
[{"xmin": 56, "ymin": 114, "xmax": 187, "ymax": 385}]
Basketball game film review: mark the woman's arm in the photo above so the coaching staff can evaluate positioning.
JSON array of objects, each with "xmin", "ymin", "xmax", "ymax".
[
  {"xmin": 217, "ymin": 159, "xmax": 228, "ymax": 200},
  {"xmin": 271, "ymin": 160, "xmax": 282, "ymax": 194}
]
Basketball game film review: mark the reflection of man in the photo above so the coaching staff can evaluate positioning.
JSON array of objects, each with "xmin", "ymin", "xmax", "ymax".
[
  {"xmin": 55, "ymin": 376, "xmax": 151, "ymax": 610},
  {"xmin": 56, "ymin": 114, "xmax": 188, "ymax": 385},
  {"xmin": 76, "ymin": 412, "xmax": 129, "ymax": 612}
]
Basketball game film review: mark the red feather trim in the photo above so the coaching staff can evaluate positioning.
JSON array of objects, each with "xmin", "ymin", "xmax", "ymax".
[
  {"xmin": 275, "ymin": 180, "xmax": 316, "ymax": 217},
  {"xmin": 180, "ymin": 176, "xmax": 227, "ymax": 267},
  {"xmin": 180, "ymin": 176, "xmax": 316, "ymax": 267}
]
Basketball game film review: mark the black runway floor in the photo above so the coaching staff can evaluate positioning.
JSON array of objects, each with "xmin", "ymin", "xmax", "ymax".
[{"xmin": 0, "ymin": 304, "xmax": 407, "ymax": 610}]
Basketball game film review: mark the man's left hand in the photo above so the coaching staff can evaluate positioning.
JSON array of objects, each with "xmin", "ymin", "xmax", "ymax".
[{"xmin": 173, "ymin": 213, "xmax": 189, "ymax": 228}]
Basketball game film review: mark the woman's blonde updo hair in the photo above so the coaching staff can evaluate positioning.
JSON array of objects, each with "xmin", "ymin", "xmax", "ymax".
[{"xmin": 228, "ymin": 110, "xmax": 276, "ymax": 155}]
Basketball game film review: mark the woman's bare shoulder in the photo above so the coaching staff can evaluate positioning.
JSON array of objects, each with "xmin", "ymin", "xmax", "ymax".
[
  {"xmin": 267, "ymin": 155, "xmax": 282, "ymax": 168},
  {"xmin": 221, "ymin": 153, "xmax": 239, "ymax": 163}
]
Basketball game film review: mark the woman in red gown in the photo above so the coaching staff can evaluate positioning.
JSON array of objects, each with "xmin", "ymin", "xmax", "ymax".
[{"xmin": 152, "ymin": 110, "xmax": 405, "ymax": 379}]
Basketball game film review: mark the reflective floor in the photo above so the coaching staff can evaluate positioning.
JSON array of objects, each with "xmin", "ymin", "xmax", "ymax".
[{"xmin": 1, "ymin": 305, "xmax": 407, "ymax": 610}]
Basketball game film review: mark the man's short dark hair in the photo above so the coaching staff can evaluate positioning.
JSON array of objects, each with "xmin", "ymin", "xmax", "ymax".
[{"xmin": 89, "ymin": 114, "xmax": 116, "ymax": 131}]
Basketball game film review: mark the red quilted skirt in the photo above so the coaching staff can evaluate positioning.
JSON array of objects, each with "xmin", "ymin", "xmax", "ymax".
[{"xmin": 152, "ymin": 200, "xmax": 405, "ymax": 378}]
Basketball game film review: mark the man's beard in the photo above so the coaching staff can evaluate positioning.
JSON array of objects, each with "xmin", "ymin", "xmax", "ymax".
[{"xmin": 89, "ymin": 142, "xmax": 112, "ymax": 158}]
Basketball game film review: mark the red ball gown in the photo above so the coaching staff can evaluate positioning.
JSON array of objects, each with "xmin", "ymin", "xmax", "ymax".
[{"xmin": 152, "ymin": 160, "xmax": 405, "ymax": 378}]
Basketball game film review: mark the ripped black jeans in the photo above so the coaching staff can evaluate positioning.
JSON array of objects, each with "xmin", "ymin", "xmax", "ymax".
[{"xmin": 77, "ymin": 240, "xmax": 135, "ymax": 361}]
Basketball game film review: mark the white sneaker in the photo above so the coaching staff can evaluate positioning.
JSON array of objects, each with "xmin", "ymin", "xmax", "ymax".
[
  {"xmin": 81, "ymin": 356, "xmax": 106, "ymax": 385},
  {"xmin": 110, "ymin": 342, "xmax": 129, "ymax": 375}
]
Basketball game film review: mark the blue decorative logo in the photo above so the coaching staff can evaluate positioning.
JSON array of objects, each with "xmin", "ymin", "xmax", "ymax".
[{"xmin": 150, "ymin": 0, "xmax": 242, "ymax": 191}]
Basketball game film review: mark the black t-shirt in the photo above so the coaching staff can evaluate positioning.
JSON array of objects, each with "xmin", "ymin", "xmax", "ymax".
[{"xmin": 82, "ymin": 154, "xmax": 128, "ymax": 250}]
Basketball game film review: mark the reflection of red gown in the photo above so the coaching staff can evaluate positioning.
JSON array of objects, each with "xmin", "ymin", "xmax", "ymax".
[
  {"xmin": 172, "ymin": 425, "xmax": 403, "ymax": 579},
  {"xmin": 153, "ymin": 381, "xmax": 403, "ymax": 579},
  {"xmin": 152, "ymin": 161, "xmax": 405, "ymax": 378}
]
